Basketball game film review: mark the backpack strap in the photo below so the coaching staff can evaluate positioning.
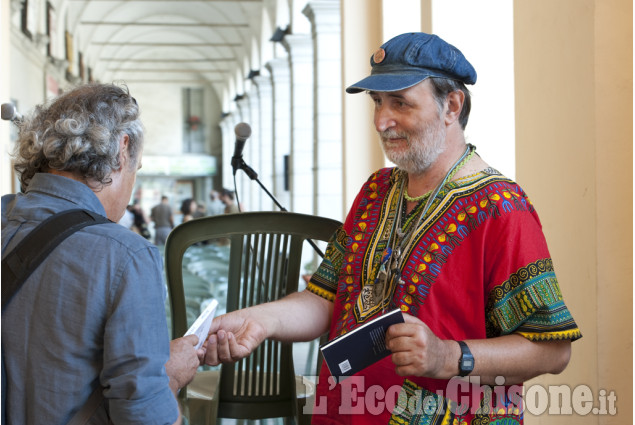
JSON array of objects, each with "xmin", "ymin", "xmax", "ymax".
[{"xmin": 1, "ymin": 209, "xmax": 111, "ymax": 312}]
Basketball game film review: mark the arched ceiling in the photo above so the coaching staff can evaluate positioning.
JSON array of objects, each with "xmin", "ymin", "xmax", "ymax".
[{"xmin": 60, "ymin": 0, "xmax": 272, "ymax": 100}]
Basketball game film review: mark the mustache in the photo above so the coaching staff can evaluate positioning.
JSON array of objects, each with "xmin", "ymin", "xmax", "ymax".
[{"xmin": 379, "ymin": 129, "xmax": 409, "ymax": 143}]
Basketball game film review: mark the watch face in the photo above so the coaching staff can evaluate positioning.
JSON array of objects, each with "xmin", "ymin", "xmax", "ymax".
[{"xmin": 458, "ymin": 341, "xmax": 474, "ymax": 376}]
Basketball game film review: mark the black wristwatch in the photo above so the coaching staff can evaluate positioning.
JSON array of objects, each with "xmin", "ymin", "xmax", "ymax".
[{"xmin": 457, "ymin": 341, "xmax": 474, "ymax": 377}]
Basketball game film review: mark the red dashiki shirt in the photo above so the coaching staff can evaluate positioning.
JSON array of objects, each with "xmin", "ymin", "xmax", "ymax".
[{"xmin": 307, "ymin": 167, "xmax": 581, "ymax": 425}]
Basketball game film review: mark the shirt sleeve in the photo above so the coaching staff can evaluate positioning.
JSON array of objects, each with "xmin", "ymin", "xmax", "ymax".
[
  {"xmin": 483, "ymin": 196, "xmax": 582, "ymax": 343},
  {"xmin": 307, "ymin": 226, "xmax": 347, "ymax": 301},
  {"xmin": 101, "ymin": 245, "xmax": 179, "ymax": 425}
]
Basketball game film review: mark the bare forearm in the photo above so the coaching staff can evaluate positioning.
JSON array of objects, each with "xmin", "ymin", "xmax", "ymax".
[
  {"xmin": 388, "ymin": 316, "xmax": 572, "ymax": 385},
  {"xmin": 244, "ymin": 290, "xmax": 332, "ymax": 342},
  {"xmin": 442, "ymin": 334, "xmax": 572, "ymax": 385}
]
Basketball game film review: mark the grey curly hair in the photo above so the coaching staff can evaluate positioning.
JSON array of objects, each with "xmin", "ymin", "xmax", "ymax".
[{"xmin": 13, "ymin": 83, "xmax": 144, "ymax": 191}]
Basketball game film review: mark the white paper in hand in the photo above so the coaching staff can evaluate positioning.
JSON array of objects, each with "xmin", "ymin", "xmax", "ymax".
[{"xmin": 184, "ymin": 299, "xmax": 219, "ymax": 350}]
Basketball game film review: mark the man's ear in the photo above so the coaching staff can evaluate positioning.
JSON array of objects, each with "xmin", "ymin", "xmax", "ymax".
[
  {"xmin": 444, "ymin": 91, "xmax": 465, "ymax": 126},
  {"xmin": 118, "ymin": 134, "xmax": 130, "ymax": 170}
]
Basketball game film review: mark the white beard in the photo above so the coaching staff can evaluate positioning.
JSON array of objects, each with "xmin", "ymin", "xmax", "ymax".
[{"xmin": 379, "ymin": 117, "xmax": 446, "ymax": 175}]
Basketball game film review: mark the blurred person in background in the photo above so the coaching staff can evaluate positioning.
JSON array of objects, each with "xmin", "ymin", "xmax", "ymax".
[
  {"xmin": 130, "ymin": 201, "xmax": 151, "ymax": 239},
  {"xmin": 151, "ymin": 195, "xmax": 174, "ymax": 245},
  {"xmin": 220, "ymin": 188, "xmax": 240, "ymax": 214},
  {"xmin": 180, "ymin": 198, "xmax": 198, "ymax": 223},
  {"xmin": 207, "ymin": 189, "xmax": 225, "ymax": 216}
]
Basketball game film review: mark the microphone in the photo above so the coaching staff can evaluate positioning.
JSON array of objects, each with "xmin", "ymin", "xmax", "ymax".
[
  {"xmin": 1, "ymin": 103, "xmax": 22, "ymax": 122},
  {"xmin": 227, "ymin": 121, "xmax": 324, "ymax": 258},
  {"xmin": 231, "ymin": 122, "xmax": 252, "ymax": 175}
]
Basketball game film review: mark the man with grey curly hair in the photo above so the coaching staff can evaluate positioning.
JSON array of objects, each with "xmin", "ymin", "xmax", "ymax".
[{"xmin": 2, "ymin": 83, "xmax": 201, "ymax": 425}]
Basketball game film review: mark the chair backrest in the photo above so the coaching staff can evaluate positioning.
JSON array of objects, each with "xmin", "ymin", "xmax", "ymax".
[{"xmin": 165, "ymin": 211, "xmax": 341, "ymax": 419}]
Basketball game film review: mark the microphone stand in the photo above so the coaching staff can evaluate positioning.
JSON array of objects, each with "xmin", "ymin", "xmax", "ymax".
[{"xmin": 234, "ymin": 158, "xmax": 326, "ymax": 259}]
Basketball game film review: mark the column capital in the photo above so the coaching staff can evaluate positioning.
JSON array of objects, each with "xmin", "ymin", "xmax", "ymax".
[
  {"xmin": 235, "ymin": 96, "xmax": 250, "ymax": 120},
  {"xmin": 10, "ymin": 0, "xmax": 22, "ymax": 16},
  {"xmin": 265, "ymin": 57, "xmax": 291, "ymax": 80},
  {"xmin": 282, "ymin": 34, "xmax": 313, "ymax": 61},
  {"xmin": 253, "ymin": 75, "xmax": 273, "ymax": 92},
  {"xmin": 302, "ymin": 0, "xmax": 341, "ymax": 31},
  {"xmin": 247, "ymin": 84, "xmax": 260, "ymax": 104}
]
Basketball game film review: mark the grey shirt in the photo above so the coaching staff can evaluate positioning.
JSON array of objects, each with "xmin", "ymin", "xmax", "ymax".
[
  {"xmin": 1, "ymin": 173, "xmax": 178, "ymax": 425},
  {"xmin": 150, "ymin": 203, "xmax": 173, "ymax": 228}
]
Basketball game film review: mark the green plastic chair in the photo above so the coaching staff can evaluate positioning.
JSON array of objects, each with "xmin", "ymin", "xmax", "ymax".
[{"xmin": 165, "ymin": 211, "xmax": 341, "ymax": 425}]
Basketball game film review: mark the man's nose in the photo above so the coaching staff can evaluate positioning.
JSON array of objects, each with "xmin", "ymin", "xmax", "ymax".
[{"xmin": 374, "ymin": 106, "xmax": 396, "ymax": 133}]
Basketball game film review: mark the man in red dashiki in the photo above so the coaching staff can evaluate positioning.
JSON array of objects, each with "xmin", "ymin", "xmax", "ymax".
[
  {"xmin": 204, "ymin": 32, "xmax": 581, "ymax": 425},
  {"xmin": 307, "ymin": 164, "xmax": 581, "ymax": 424}
]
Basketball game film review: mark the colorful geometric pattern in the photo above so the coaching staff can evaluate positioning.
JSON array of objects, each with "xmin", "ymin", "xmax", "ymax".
[
  {"xmin": 388, "ymin": 379, "xmax": 456, "ymax": 425},
  {"xmin": 308, "ymin": 166, "xmax": 581, "ymax": 424},
  {"xmin": 387, "ymin": 379, "xmax": 524, "ymax": 425},
  {"xmin": 485, "ymin": 259, "xmax": 582, "ymax": 341},
  {"xmin": 309, "ymin": 167, "xmax": 581, "ymax": 341},
  {"xmin": 309, "ymin": 227, "xmax": 347, "ymax": 302}
]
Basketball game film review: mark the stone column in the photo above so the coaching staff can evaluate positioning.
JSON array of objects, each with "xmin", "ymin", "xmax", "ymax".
[
  {"xmin": 235, "ymin": 95, "xmax": 251, "ymax": 124},
  {"xmin": 220, "ymin": 116, "xmax": 235, "ymax": 188},
  {"xmin": 233, "ymin": 95, "xmax": 252, "ymax": 209},
  {"xmin": 247, "ymin": 84, "xmax": 263, "ymax": 211},
  {"xmin": 252, "ymin": 75, "xmax": 275, "ymax": 211},
  {"xmin": 1, "ymin": 0, "xmax": 13, "ymax": 194},
  {"xmin": 303, "ymin": 0, "xmax": 343, "ymax": 222},
  {"xmin": 341, "ymin": 0, "xmax": 384, "ymax": 210},
  {"xmin": 283, "ymin": 34, "xmax": 314, "ymax": 215},
  {"xmin": 265, "ymin": 57, "xmax": 292, "ymax": 212}
]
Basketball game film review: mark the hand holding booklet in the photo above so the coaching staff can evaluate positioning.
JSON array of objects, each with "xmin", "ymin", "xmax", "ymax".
[
  {"xmin": 184, "ymin": 299, "xmax": 219, "ymax": 349},
  {"xmin": 320, "ymin": 308, "xmax": 404, "ymax": 379}
]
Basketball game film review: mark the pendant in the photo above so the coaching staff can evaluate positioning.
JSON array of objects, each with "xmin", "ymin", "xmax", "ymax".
[
  {"xmin": 376, "ymin": 268, "xmax": 388, "ymax": 286},
  {"xmin": 357, "ymin": 269, "xmax": 387, "ymax": 311}
]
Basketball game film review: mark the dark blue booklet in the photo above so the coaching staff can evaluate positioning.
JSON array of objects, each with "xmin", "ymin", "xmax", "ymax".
[{"xmin": 320, "ymin": 309, "xmax": 405, "ymax": 379}]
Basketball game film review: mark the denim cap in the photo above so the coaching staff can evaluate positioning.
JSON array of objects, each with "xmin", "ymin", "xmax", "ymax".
[{"xmin": 346, "ymin": 32, "xmax": 477, "ymax": 94}]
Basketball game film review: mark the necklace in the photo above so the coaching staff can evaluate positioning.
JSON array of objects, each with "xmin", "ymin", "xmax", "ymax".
[
  {"xmin": 376, "ymin": 144, "xmax": 477, "ymax": 312},
  {"xmin": 402, "ymin": 145, "xmax": 476, "ymax": 202},
  {"xmin": 403, "ymin": 189, "xmax": 431, "ymax": 203},
  {"xmin": 369, "ymin": 144, "xmax": 477, "ymax": 313},
  {"xmin": 403, "ymin": 143, "xmax": 475, "ymax": 236}
]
